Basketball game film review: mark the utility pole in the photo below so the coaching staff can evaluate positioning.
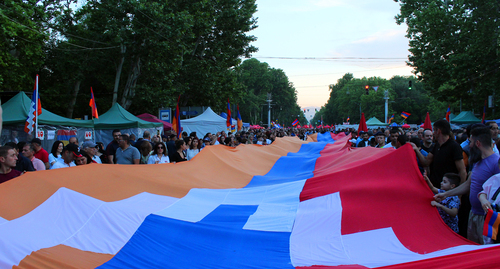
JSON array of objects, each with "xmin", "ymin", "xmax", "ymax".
[
  {"xmin": 267, "ymin": 92, "xmax": 272, "ymax": 128},
  {"xmin": 384, "ymin": 90, "xmax": 389, "ymax": 123}
]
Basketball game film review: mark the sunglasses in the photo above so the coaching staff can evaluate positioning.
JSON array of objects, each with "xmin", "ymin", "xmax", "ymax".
[{"xmin": 157, "ymin": 146, "xmax": 164, "ymax": 149}]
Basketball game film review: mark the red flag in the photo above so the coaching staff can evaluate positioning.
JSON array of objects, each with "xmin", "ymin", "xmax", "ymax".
[
  {"xmin": 227, "ymin": 99, "xmax": 231, "ymax": 129},
  {"xmin": 445, "ymin": 106, "xmax": 451, "ymax": 122},
  {"xmin": 89, "ymin": 87, "xmax": 99, "ymax": 119},
  {"xmin": 172, "ymin": 95, "xmax": 181, "ymax": 138},
  {"xmin": 423, "ymin": 112, "xmax": 432, "ymax": 131},
  {"xmin": 357, "ymin": 113, "xmax": 368, "ymax": 135}
]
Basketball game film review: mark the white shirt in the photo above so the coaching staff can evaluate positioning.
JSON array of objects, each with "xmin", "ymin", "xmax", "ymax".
[
  {"xmin": 92, "ymin": 155, "xmax": 102, "ymax": 164},
  {"xmin": 186, "ymin": 149, "xmax": 200, "ymax": 161},
  {"xmin": 147, "ymin": 154, "xmax": 170, "ymax": 164},
  {"xmin": 51, "ymin": 160, "xmax": 76, "ymax": 169},
  {"xmin": 382, "ymin": 143, "xmax": 396, "ymax": 149}
]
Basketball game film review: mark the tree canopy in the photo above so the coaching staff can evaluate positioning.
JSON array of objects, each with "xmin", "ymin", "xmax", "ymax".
[
  {"xmin": 314, "ymin": 73, "xmax": 454, "ymax": 125},
  {"xmin": 235, "ymin": 58, "xmax": 307, "ymax": 127},
  {"xmin": 395, "ymin": 0, "xmax": 500, "ymax": 115},
  {"xmin": 1, "ymin": 0, "xmax": 263, "ymax": 119}
]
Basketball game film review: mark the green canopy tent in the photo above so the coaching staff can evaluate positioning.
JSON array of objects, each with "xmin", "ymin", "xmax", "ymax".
[
  {"xmin": 1, "ymin": 92, "xmax": 94, "ymax": 148},
  {"xmin": 93, "ymin": 103, "xmax": 162, "ymax": 145},
  {"xmin": 365, "ymin": 117, "xmax": 389, "ymax": 127},
  {"xmin": 450, "ymin": 111, "xmax": 481, "ymax": 124}
]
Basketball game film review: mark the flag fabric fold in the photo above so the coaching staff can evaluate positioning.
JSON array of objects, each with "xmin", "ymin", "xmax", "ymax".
[
  {"xmin": 89, "ymin": 87, "xmax": 99, "ymax": 119},
  {"xmin": 24, "ymin": 75, "xmax": 42, "ymax": 135}
]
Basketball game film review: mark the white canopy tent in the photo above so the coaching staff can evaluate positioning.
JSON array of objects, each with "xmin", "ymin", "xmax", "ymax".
[{"xmin": 180, "ymin": 107, "xmax": 230, "ymax": 138}]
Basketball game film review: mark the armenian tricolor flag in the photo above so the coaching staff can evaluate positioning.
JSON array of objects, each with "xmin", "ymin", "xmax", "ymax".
[
  {"xmin": 483, "ymin": 209, "xmax": 500, "ymax": 240},
  {"xmin": 388, "ymin": 114, "xmax": 394, "ymax": 124},
  {"xmin": 401, "ymin": 111, "xmax": 411, "ymax": 119},
  {"xmin": 89, "ymin": 87, "xmax": 99, "ymax": 119},
  {"xmin": 1, "ymin": 133, "xmax": 500, "ymax": 268},
  {"xmin": 291, "ymin": 119, "xmax": 299, "ymax": 126}
]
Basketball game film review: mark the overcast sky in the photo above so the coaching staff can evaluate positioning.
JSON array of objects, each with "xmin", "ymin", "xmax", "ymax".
[{"xmin": 249, "ymin": 0, "xmax": 414, "ymax": 108}]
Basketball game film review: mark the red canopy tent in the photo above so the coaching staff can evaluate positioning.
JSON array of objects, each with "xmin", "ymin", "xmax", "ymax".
[
  {"xmin": 402, "ymin": 123, "xmax": 411, "ymax": 128},
  {"xmin": 136, "ymin": 113, "xmax": 172, "ymax": 133}
]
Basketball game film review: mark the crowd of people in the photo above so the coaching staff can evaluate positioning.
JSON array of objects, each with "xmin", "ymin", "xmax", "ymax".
[
  {"xmin": 0, "ymin": 127, "xmax": 312, "ymax": 183},
  {"xmin": 2, "ymin": 120, "xmax": 500, "ymax": 244},
  {"xmin": 348, "ymin": 119, "xmax": 500, "ymax": 244}
]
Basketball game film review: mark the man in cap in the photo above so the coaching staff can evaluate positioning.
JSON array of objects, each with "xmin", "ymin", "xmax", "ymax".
[
  {"xmin": 82, "ymin": 141, "xmax": 102, "ymax": 164},
  {"xmin": 374, "ymin": 132, "xmax": 386, "ymax": 148}
]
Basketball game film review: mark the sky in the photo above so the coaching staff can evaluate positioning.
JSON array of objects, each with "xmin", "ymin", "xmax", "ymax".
[{"xmin": 249, "ymin": 0, "xmax": 414, "ymax": 109}]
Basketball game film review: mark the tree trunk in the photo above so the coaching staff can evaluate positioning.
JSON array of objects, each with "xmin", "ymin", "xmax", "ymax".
[
  {"xmin": 66, "ymin": 80, "xmax": 81, "ymax": 118},
  {"xmin": 112, "ymin": 44, "xmax": 126, "ymax": 105},
  {"xmin": 120, "ymin": 56, "xmax": 141, "ymax": 110}
]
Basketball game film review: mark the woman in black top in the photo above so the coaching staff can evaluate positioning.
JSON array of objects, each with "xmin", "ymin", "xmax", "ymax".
[{"xmin": 171, "ymin": 139, "xmax": 187, "ymax": 163}]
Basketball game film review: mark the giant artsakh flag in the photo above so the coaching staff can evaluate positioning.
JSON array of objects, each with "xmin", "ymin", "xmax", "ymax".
[{"xmin": 1, "ymin": 133, "xmax": 500, "ymax": 268}]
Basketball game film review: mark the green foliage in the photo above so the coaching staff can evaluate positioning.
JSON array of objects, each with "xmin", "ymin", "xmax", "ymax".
[
  {"xmin": 395, "ymin": 0, "xmax": 500, "ymax": 116},
  {"xmin": 320, "ymin": 73, "xmax": 456, "ymax": 125},
  {"xmin": 236, "ymin": 58, "xmax": 305, "ymax": 126},
  {"xmin": 0, "ymin": 0, "xmax": 65, "ymax": 91},
  {"xmin": 2, "ymin": 0, "xmax": 259, "ymax": 119}
]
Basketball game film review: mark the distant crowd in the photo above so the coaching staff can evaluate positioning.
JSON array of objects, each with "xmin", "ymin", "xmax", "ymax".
[{"xmin": 0, "ymin": 127, "xmax": 315, "ymax": 183}]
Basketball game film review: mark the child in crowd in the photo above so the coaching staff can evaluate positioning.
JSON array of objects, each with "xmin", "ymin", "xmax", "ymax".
[{"xmin": 424, "ymin": 172, "xmax": 461, "ymax": 233}]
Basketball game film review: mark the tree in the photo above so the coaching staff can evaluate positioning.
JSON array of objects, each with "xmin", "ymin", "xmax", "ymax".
[
  {"xmin": 395, "ymin": 0, "xmax": 500, "ymax": 116},
  {"xmin": 236, "ymin": 58, "xmax": 305, "ymax": 126},
  {"xmin": 0, "ymin": 0, "xmax": 69, "ymax": 91},
  {"xmin": 37, "ymin": 0, "xmax": 258, "ymax": 118}
]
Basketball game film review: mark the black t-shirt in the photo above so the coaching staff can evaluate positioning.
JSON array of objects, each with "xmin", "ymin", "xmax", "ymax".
[
  {"xmin": 106, "ymin": 140, "xmax": 120, "ymax": 164},
  {"xmin": 420, "ymin": 141, "xmax": 434, "ymax": 153},
  {"xmin": 430, "ymin": 138, "xmax": 463, "ymax": 188},
  {"xmin": 170, "ymin": 151, "xmax": 187, "ymax": 163}
]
